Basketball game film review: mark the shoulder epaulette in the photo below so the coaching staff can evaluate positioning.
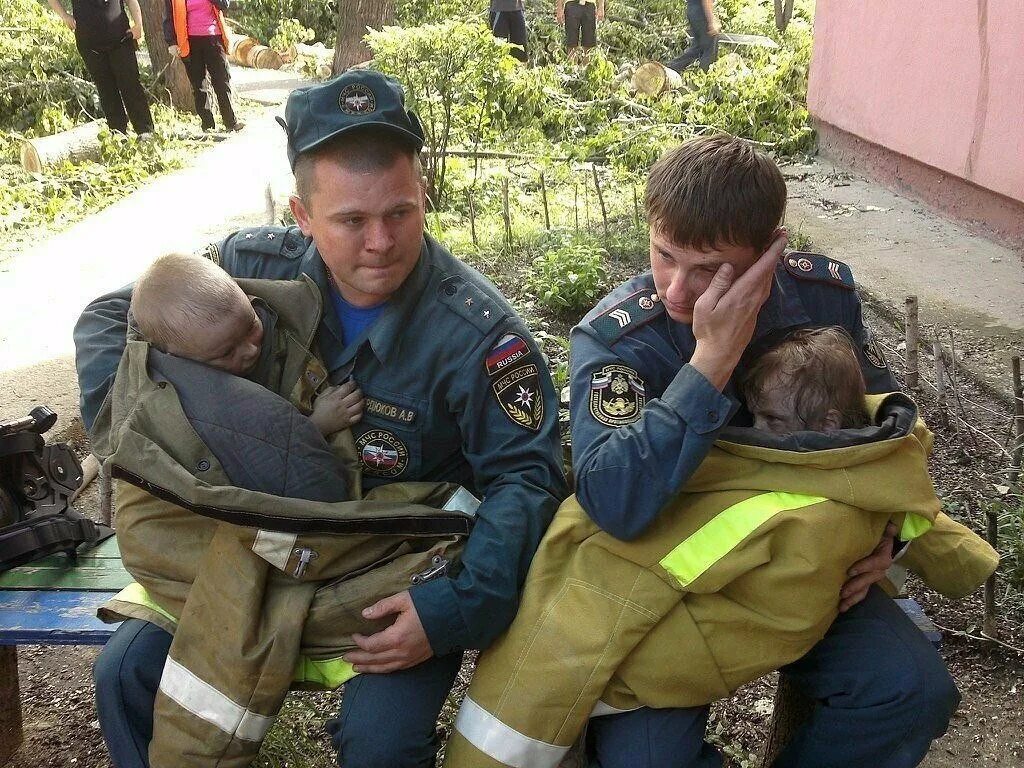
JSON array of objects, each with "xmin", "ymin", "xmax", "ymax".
[
  {"xmin": 590, "ymin": 288, "xmax": 665, "ymax": 344},
  {"xmin": 783, "ymin": 252, "xmax": 855, "ymax": 291},
  {"xmin": 229, "ymin": 226, "xmax": 308, "ymax": 261},
  {"xmin": 437, "ymin": 275, "xmax": 506, "ymax": 335}
]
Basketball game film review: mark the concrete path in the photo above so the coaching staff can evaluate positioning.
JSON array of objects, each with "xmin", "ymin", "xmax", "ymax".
[{"xmin": 0, "ymin": 67, "xmax": 302, "ymax": 426}]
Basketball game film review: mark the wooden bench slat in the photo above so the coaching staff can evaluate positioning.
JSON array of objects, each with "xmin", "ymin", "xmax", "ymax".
[
  {"xmin": 0, "ymin": 535, "xmax": 130, "ymax": 591},
  {"xmin": 0, "ymin": 590, "xmax": 116, "ymax": 645}
]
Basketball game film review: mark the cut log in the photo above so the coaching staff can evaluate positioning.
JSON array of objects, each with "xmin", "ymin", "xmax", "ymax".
[
  {"xmin": 631, "ymin": 61, "xmax": 683, "ymax": 97},
  {"xmin": 20, "ymin": 120, "xmax": 104, "ymax": 173},
  {"xmin": 247, "ymin": 45, "xmax": 284, "ymax": 70},
  {"xmin": 228, "ymin": 33, "xmax": 258, "ymax": 66}
]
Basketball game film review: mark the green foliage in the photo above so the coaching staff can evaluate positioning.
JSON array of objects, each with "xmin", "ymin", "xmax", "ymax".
[
  {"xmin": 234, "ymin": 0, "xmax": 334, "ymax": 44},
  {"xmin": 0, "ymin": 0, "xmax": 94, "ymax": 133},
  {"xmin": 993, "ymin": 493, "xmax": 1024, "ymax": 592},
  {"xmin": 367, "ymin": 21, "xmax": 524, "ymax": 206},
  {"xmin": 524, "ymin": 232, "xmax": 609, "ymax": 314},
  {"xmin": 269, "ymin": 18, "xmax": 316, "ymax": 53}
]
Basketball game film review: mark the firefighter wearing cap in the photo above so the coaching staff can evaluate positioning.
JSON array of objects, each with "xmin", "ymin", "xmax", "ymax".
[{"xmin": 76, "ymin": 69, "xmax": 567, "ymax": 768}]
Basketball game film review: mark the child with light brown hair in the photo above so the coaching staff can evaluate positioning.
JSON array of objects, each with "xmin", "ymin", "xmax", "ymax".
[
  {"xmin": 742, "ymin": 326, "xmax": 869, "ymax": 434},
  {"xmin": 130, "ymin": 252, "xmax": 363, "ymax": 437}
]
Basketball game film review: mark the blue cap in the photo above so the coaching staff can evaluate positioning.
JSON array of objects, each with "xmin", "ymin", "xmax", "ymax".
[{"xmin": 277, "ymin": 70, "xmax": 425, "ymax": 170}]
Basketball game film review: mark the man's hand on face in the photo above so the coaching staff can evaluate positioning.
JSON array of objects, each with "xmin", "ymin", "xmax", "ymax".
[
  {"xmin": 346, "ymin": 590, "xmax": 434, "ymax": 673},
  {"xmin": 689, "ymin": 229, "xmax": 787, "ymax": 390},
  {"xmin": 839, "ymin": 522, "xmax": 898, "ymax": 612}
]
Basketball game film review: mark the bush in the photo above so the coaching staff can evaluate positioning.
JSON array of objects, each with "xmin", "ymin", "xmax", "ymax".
[{"xmin": 524, "ymin": 233, "xmax": 608, "ymax": 314}]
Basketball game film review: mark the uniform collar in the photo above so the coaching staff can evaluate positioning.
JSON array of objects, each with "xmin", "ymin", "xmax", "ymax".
[{"xmin": 303, "ymin": 237, "xmax": 431, "ymax": 370}]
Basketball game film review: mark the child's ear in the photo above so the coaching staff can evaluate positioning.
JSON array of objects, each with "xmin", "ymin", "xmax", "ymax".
[{"xmin": 822, "ymin": 409, "xmax": 843, "ymax": 431}]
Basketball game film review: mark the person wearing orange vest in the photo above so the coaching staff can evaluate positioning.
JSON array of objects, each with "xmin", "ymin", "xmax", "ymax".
[{"xmin": 162, "ymin": 0, "xmax": 242, "ymax": 132}]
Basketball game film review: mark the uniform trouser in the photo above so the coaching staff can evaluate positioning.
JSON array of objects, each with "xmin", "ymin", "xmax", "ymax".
[
  {"xmin": 489, "ymin": 11, "xmax": 528, "ymax": 62},
  {"xmin": 666, "ymin": 0, "xmax": 719, "ymax": 72},
  {"xmin": 76, "ymin": 36, "xmax": 154, "ymax": 135},
  {"xmin": 564, "ymin": 2, "xmax": 597, "ymax": 48},
  {"xmin": 585, "ymin": 588, "xmax": 959, "ymax": 768},
  {"xmin": 93, "ymin": 619, "xmax": 463, "ymax": 768},
  {"xmin": 181, "ymin": 35, "xmax": 237, "ymax": 130}
]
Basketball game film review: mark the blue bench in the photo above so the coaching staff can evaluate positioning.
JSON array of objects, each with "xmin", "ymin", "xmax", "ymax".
[{"xmin": 0, "ymin": 536, "xmax": 129, "ymax": 762}]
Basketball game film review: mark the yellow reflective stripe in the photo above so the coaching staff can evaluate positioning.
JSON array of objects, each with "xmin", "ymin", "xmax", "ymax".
[
  {"xmin": 660, "ymin": 492, "xmax": 828, "ymax": 588},
  {"xmin": 899, "ymin": 512, "xmax": 932, "ymax": 541},
  {"xmin": 113, "ymin": 582, "xmax": 178, "ymax": 625},
  {"xmin": 293, "ymin": 655, "xmax": 359, "ymax": 688}
]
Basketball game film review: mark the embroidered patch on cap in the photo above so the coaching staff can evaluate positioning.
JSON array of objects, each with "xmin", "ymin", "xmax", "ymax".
[
  {"xmin": 200, "ymin": 242, "xmax": 221, "ymax": 265},
  {"xmin": 492, "ymin": 363, "xmax": 544, "ymax": 431},
  {"xmin": 356, "ymin": 429, "xmax": 409, "ymax": 477},
  {"xmin": 589, "ymin": 364, "xmax": 646, "ymax": 427},
  {"xmin": 338, "ymin": 83, "xmax": 376, "ymax": 115},
  {"xmin": 485, "ymin": 334, "xmax": 530, "ymax": 377}
]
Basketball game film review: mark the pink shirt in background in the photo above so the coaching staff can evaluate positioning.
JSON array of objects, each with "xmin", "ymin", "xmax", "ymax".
[{"xmin": 185, "ymin": 0, "xmax": 221, "ymax": 37}]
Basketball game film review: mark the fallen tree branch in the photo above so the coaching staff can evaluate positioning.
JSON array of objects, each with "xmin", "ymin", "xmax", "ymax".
[{"xmin": 932, "ymin": 620, "xmax": 1024, "ymax": 654}]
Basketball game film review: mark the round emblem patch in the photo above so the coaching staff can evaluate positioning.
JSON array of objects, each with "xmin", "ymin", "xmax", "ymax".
[
  {"xmin": 356, "ymin": 429, "xmax": 409, "ymax": 477},
  {"xmin": 589, "ymin": 364, "xmax": 646, "ymax": 427},
  {"xmin": 338, "ymin": 83, "xmax": 376, "ymax": 115},
  {"xmin": 638, "ymin": 296, "xmax": 654, "ymax": 311},
  {"xmin": 797, "ymin": 257, "xmax": 814, "ymax": 272}
]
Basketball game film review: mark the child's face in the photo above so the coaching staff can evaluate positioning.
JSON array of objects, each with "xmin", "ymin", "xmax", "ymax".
[
  {"xmin": 749, "ymin": 372, "xmax": 819, "ymax": 434},
  {"xmin": 169, "ymin": 296, "xmax": 264, "ymax": 376}
]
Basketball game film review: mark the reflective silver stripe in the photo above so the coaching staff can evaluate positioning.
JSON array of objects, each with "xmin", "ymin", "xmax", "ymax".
[
  {"xmin": 159, "ymin": 657, "xmax": 274, "ymax": 742},
  {"xmin": 443, "ymin": 486, "xmax": 481, "ymax": 517},
  {"xmin": 590, "ymin": 700, "xmax": 640, "ymax": 718},
  {"xmin": 455, "ymin": 696, "xmax": 568, "ymax": 768},
  {"xmin": 252, "ymin": 530, "xmax": 297, "ymax": 571}
]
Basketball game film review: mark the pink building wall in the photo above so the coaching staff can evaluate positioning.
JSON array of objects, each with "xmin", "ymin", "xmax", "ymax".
[{"xmin": 808, "ymin": 0, "xmax": 1024, "ymax": 210}]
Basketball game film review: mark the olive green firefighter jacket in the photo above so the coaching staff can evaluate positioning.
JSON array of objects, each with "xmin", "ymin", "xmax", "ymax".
[
  {"xmin": 446, "ymin": 394, "xmax": 996, "ymax": 768},
  {"xmin": 91, "ymin": 278, "xmax": 476, "ymax": 768}
]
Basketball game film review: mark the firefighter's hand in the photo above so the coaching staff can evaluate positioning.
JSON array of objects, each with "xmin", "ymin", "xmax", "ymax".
[
  {"xmin": 347, "ymin": 591, "xmax": 433, "ymax": 673},
  {"xmin": 840, "ymin": 522, "xmax": 898, "ymax": 612}
]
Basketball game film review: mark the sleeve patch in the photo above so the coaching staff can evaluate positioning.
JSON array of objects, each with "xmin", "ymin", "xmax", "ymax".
[
  {"xmin": 589, "ymin": 364, "xmax": 646, "ymax": 427},
  {"xmin": 199, "ymin": 242, "xmax": 221, "ymax": 265},
  {"xmin": 863, "ymin": 331, "xmax": 887, "ymax": 369},
  {"xmin": 492, "ymin": 362, "xmax": 544, "ymax": 431},
  {"xmin": 485, "ymin": 333, "xmax": 531, "ymax": 377},
  {"xmin": 783, "ymin": 252, "xmax": 855, "ymax": 291}
]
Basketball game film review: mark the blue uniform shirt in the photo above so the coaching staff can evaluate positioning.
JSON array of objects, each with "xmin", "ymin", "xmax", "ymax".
[
  {"xmin": 74, "ymin": 227, "xmax": 568, "ymax": 655},
  {"xmin": 568, "ymin": 254, "xmax": 896, "ymax": 541}
]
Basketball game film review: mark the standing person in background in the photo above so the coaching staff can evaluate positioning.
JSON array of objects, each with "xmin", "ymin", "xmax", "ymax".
[
  {"xmin": 46, "ymin": 0, "xmax": 155, "ymax": 138},
  {"xmin": 556, "ymin": 0, "xmax": 604, "ymax": 59},
  {"xmin": 666, "ymin": 0, "xmax": 719, "ymax": 72},
  {"xmin": 163, "ymin": 0, "xmax": 244, "ymax": 132},
  {"xmin": 489, "ymin": 0, "xmax": 528, "ymax": 63}
]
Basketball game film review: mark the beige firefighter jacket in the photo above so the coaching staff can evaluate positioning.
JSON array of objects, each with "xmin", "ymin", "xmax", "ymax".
[
  {"xmin": 91, "ymin": 278, "xmax": 476, "ymax": 768},
  {"xmin": 446, "ymin": 394, "xmax": 996, "ymax": 768}
]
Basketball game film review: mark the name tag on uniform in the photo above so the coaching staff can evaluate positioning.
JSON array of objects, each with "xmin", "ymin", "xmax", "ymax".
[{"xmin": 365, "ymin": 396, "xmax": 417, "ymax": 425}]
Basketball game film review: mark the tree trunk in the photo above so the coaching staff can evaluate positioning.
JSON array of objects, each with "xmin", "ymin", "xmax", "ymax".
[
  {"xmin": 138, "ymin": 0, "xmax": 194, "ymax": 111},
  {"xmin": 332, "ymin": 0, "xmax": 395, "ymax": 75}
]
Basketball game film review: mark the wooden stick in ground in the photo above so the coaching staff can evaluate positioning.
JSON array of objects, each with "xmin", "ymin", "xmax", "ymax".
[
  {"xmin": 1010, "ymin": 356, "xmax": 1024, "ymax": 487},
  {"xmin": 501, "ymin": 176, "xmax": 512, "ymax": 247},
  {"xmin": 633, "ymin": 185, "xmax": 641, "ymax": 230},
  {"xmin": 574, "ymin": 183, "xmax": 579, "ymax": 232},
  {"xmin": 540, "ymin": 172, "xmax": 551, "ymax": 231},
  {"xmin": 905, "ymin": 296, "xmax": 919, "ymax": 389},
  {"xmin": 467, "ymin": 189, "xmax": 477, "ymax": 246},
  {"xmin": 932, "ymin": 337, "xmax": 949, "ymax": 429},
  {"xmin": 591, "ymin": 165, "xmax": 609, "ymax": 241},
  {"xmin": 984, "ymin": 498, "xmax": 999, "ymax": 638}
]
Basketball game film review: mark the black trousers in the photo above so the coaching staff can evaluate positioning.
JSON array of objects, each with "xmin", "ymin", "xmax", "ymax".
[
  {"xmin": 76, "ymin": 35, "xmax": 154, "ymax": 134},
  {"xmin": 666, "ymin": 0, "xmax": 719, "ymax": 72},
  {"xmin": 181, "ymin": 35, "xmax": 237, "ymax": 130},
  {"xmin": 490, "ymin": 10, "xmax": 528, "ymax": 62},
  {"xmin": 564, "ymin": 1, "xmax": 596, "ymax": 48}
]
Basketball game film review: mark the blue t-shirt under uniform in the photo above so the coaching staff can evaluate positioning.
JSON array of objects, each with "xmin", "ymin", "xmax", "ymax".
[{"xmin": 330, "ymin": 289, "xmax": 388, "ymax": 347}]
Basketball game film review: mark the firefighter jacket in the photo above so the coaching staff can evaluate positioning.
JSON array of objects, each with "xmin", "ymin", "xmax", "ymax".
[
  {"xmin": 90, "ymin": 278, "xmax": 478, "ymax": 768},
  {"xmin": 446, "ymin": 393, "xmax": 994, "ymax": 768}
]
